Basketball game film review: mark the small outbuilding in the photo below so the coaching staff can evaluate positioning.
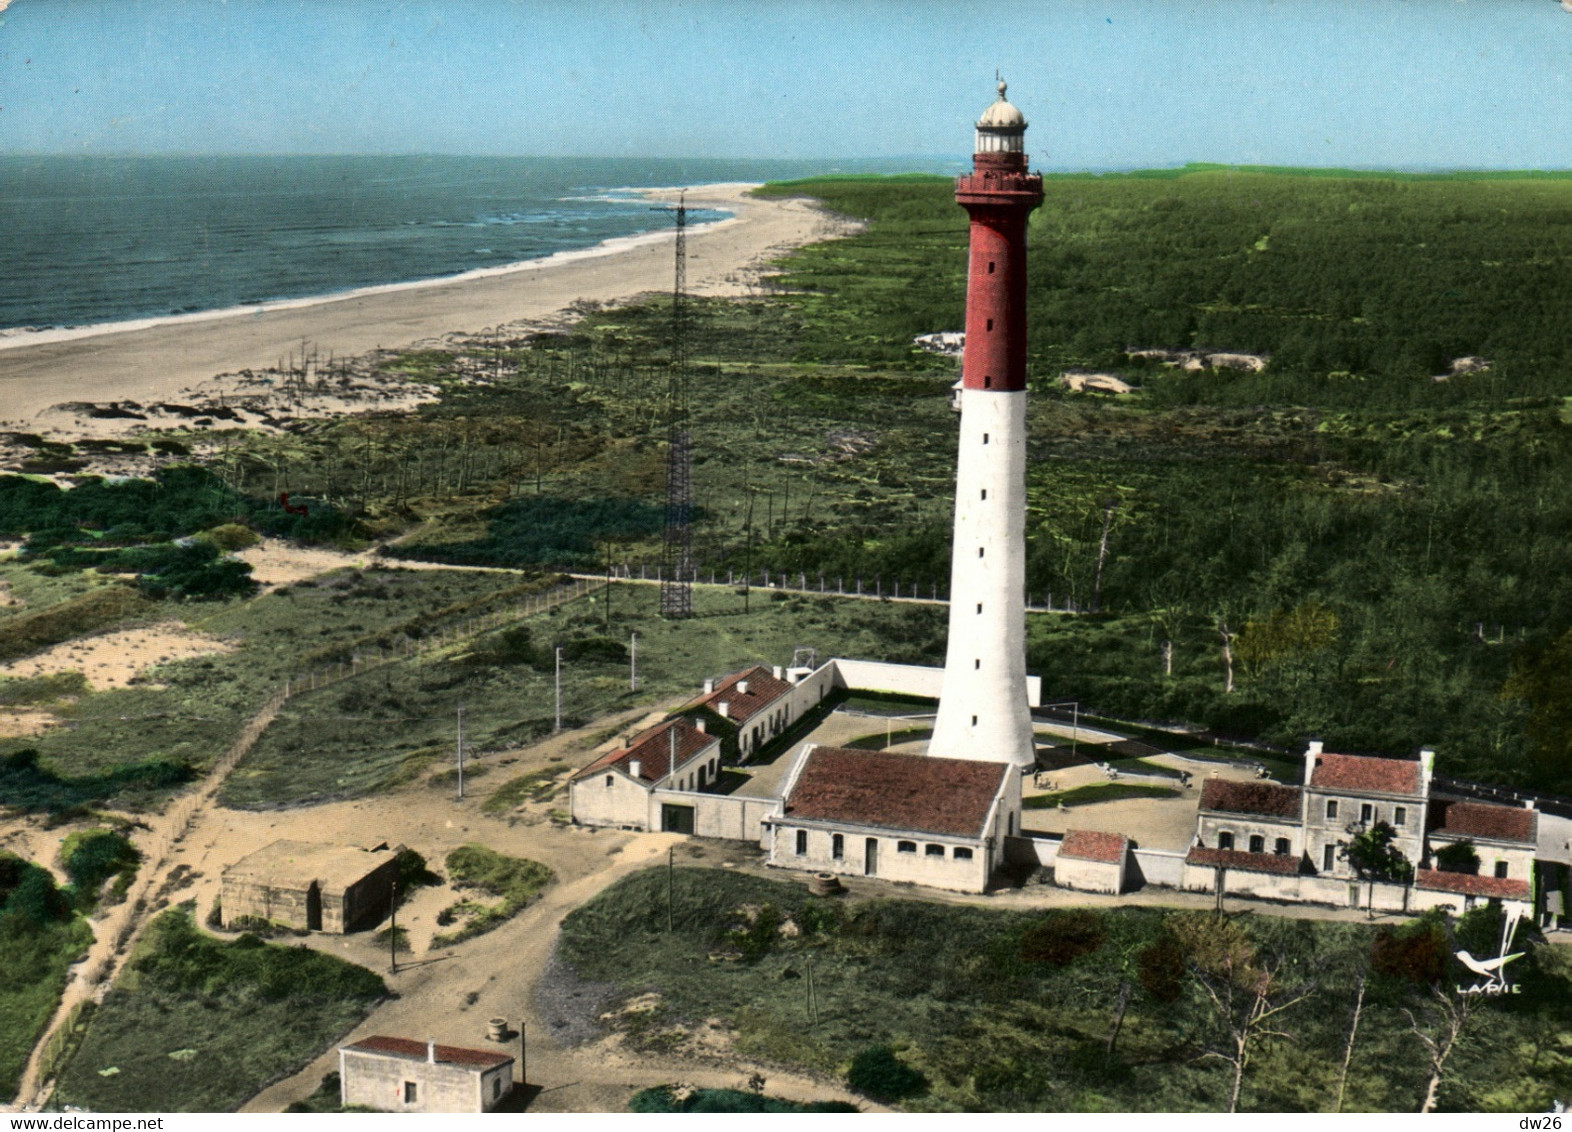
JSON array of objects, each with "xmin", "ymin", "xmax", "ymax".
[
  {"xmin": 220, "ymin": 840, "xmax": 398, "ymax": 934},
  {"xmin": 340, "ymin": 1036, "xmax": 514, "ymax": 1113},
  {"xmin": 1054, "ymin": 829, "xmax": 1133, "ymax": 894},
  {"xmin": 765, "ymin": 746, "xmax": 1020, "ymax": 893}
]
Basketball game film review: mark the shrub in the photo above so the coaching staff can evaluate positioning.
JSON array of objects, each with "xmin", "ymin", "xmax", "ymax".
[
  {"xmin": 847, "ymin": 1044, "xmax": 929, "ymax": 1103},
  {"xmin": 1434, "ymin": 840, "xmax": 1480, "ymax": 874},
  {"xmin": 1137, "ymin": 929, "xmax": 1187, "ymax": 1004},
  {"xmin": 1371, "ymin": 917, "xmax": 1449, "ymax": 985},
  {"xmin": 61, "ymin": 830, "xmax": 140, "ymax": 911},
  {"xmin": 198, "ymin": 523, "xmax": 261, "ymax": 552},
  {"xmin": 1017, "ymin": 909, "xmax": 1106, "ymax": 967}
]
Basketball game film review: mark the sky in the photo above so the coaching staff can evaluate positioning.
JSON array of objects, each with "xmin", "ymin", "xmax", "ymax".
[{"xmin": 2, "ymin": 0, "xmax": 1571, "ymax": 169}]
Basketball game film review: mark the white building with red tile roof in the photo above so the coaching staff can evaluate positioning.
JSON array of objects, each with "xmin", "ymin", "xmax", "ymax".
[
  {"xmin": 692, "ymin": 664, "xmax": 797, "ymax": 760},
  {"xmin": 1055, "ymin": 829, "xmax": 1133, "ymax": 894},
  {"xmin": 339, "ymin": 1036, "xmax": 514, "ymax": 1113},
  {"xmin": 1301, "ymin": 740, "xmax": 1432, "ymax": 880},
  {"xmin": 764, "ymin": 745, "xmax": 1020, "ymax": 893},
  {"xmin": 567, "ymin": 716, "xmax": 721, "ymax": 833}
]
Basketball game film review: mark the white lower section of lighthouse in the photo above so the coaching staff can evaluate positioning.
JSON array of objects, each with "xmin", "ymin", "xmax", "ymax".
[{"xmin": 929, "ymin": 388, "xmax": 1035, "ymax": 769}]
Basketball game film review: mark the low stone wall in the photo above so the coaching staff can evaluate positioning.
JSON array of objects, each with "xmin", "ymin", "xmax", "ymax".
[
  {"xmin": 1004, "ymin": 833, "xmax": 1061, "ymax": 868},
  {"xmin": 1130, "ymin": 848, "xmax": 1186, "ymax": 889}
]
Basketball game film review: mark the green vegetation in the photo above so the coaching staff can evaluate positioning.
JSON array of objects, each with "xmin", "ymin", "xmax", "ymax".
[
  {"xmin": 562, "ymin": 867, "xmax": 1572, "ymax": 1112},
  {"xmin": 630, "ymin": 1085, "xmax": 858, "ymax": 1113},
  {"xmin": 60, "ymin": 829, "xmax": 140, "ymax": 910},
  {"xmin": 0, "ymin": 671, "xmax": 88, "ymax": 707},
  {"xmin": 482, "ymin": 763, "xmax": 569, "ymax": 813},
  {"xmin": 1023, "ymin": 782, "xmax": 1182, "ymax": 809},
  {"xmin": 0, "ymin": 586, "xmax": 152, "ymax": 664},
  {"xmin": 53, "ymin": 908, "xmax": 385, "ymax": 1113},
  {"xmin": 0, "ymin": 749, "xmax": 194, "ymax": 813},
  {"xmin": 430, "ymin": 845, "xmax": 554, "ymax": 946},
  {"xmin": 0, "ymin": 854, "xmax": 94, "ymax": 1102},
  {"xmin": 847, "ymin": 1044, "xmax": 929, "ymax": 1103}
]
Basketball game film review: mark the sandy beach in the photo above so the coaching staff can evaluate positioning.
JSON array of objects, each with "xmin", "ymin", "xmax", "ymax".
[{"xmin": 0, "ymin": 184, "xmax": 849, "ymax": 429}]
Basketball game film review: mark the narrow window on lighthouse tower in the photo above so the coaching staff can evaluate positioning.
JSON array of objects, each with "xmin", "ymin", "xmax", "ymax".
[
  {"xmin": 978, "ymin": 547, "xmax": 985, "ymax": 558},
  {"xmin": 983, "ymin": 433, "xmax": 990, "ymax": 444},
  {"xmin": 986, "ymin": 318, "xmax": 994, "ymax": 331},
  {"xmin": 981, "ymin": 489, "xmax": 987, "ymax": 500},
  {"xmin": 988, "ymin": 261, "xmax": 996, "ymax": 274},
  {"xmin": 984, "ymin": 376, "xmax": 992, "ymax": 388},
  {"xmin": 974, "ymin": 659, "xmax": 980, "ymax": 669},
  {"xmin": 971, "ymin": 715, "xmax": 978, "ymax": 726},
  {"xmin": 976, "ymin": 603, "xmax": 982, "ymax": 614}
]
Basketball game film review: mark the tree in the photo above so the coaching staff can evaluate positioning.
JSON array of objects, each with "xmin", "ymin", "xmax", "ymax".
[
  {"xmin": 1433, "ymin": 840, "xmax": 1480, "ymax": 875},
  {"xmin": 1404, "ymin": 984, "xmax": 1473, "ymax": 1113},
  {"xmin": 1168, "ymin": 913, "xmax": 1317, "ymax": 1113},
  {"xmin": 1343, "ymin": 820, "xmax": 1414, "ymax": 919}
]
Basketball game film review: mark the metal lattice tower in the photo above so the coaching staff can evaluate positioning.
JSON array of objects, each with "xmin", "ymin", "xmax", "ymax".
[{"xmin": 658, "ymin": 191, "xmax": 694, "ymax": 618}]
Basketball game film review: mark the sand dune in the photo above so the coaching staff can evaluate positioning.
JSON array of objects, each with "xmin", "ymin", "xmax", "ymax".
[{"xmin": 0, "ymin": 184, "xmax": 851, "ymax": 427}]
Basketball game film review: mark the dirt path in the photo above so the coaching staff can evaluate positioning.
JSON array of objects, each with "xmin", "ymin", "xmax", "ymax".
[{"xmin": 12, "ymin": 692, "xmax": 287, "ymax": 1111}]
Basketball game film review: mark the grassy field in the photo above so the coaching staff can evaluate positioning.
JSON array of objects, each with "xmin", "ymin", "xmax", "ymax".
[
  {"xmin": 1023, "ymin": 783, "xmax": 1182, "ymax": 810},
  {"xmin": 0, "ymin": 855, "xmax": 94, "ymax": 1102},
  {"xmin": 561, "ymin": 867, "xmax": 1572, "ymax": 1113},
  {"xmin": 224, "ymin": 581, "xmax": 945, "ymax": 808},
  {"xmin": 52, "ymin": 908, "xmax": 385, "ymax": 1113},
  {"xmin": 430, "ymin": 845, "xmax": 554, "ymax": 946}
]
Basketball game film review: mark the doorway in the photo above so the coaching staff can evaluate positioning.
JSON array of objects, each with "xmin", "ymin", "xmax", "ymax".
[
  {"xmin": 864, "ymin": 838, "xmax": 878, "ymax": 877},
  {"xmin": 661, "ymin": 804, "xmax": 695, "ymax": 834},
  {"xmin": 306, "ymin": 881, "xmax": 322, "ymax": 932}
]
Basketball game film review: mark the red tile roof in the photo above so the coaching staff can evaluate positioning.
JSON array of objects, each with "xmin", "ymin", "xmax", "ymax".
[
  {"xmin": 699, "ymin": 665, "xmax": 792, "ymax": 724},
  {"xmin": 1199, "ymin": 779, "xmax": 1302, "ymax": 819},
  {"xmin": 1059, "ymin": 829, "xmax": 1129, "ymax": 864},
  {"xmin": 1415, "ymin": 869, "xmax": 1531, "ymax": 901},
  {"xmin": 1186, "ymin": 846, "xmax": 1303, "ymax": 876},
  {"xmin": 1429, "ymin": 801, "xmax": 1537, "ymax": 845},
  {"xmin": 343, "ymin": 1036, "xmax": 513, "ymax": 1070},
  {"xmin": 782, "ymin": 748, "xmax": 1010, "ymax": 839},
  {"xmin": 573, "ymin": 717, "xmax": 716, "ymax": 784},
  {"xmin": 1308, "ymin": 753, "xmax": 1423, "ymax": 796}
]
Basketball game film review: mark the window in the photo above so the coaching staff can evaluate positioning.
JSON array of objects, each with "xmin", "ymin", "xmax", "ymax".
[
  {"xmin": 1326, "ymin": 799, "xmax": 1339, "ymax": 820},
  {"xmin": 978, "ymin": 546, "xmax": 985, "ymax": 557},
  {"xmin": 954, "ymin": 847, "xmax": 973, "ymax": 860},
  {"xmin": 983, "ymin": 433, "xmax": 990, "ymax": 444},
  {"xmin": 980, "ymin": 489, "xmax": 987, "ymax": 500},
  {"xmin": 605, "ymin": 775, "xmax": 613, "ymax": 787},
  {"xmin": 1008, "ymin": 813, "xmax": 1015, "ymax": 835},
  {"xmin": 1360, "ymin": 803, "xmax": 1373, "ymax": 824},
  {"xmin": 984, "ymin": 376, "xmax": 992, "ymax": 388},
  {"xmin": 795, "ymin": 829, "xmax": 807, "ymax": 856},
  {"xmin": 897, "ymin": 840, "xmax": 917, "ymax": 854},
  {"xmin": 493, "ymin": 1079, "xmax": 503, "ymax": 1100},
  {"xmin": 986, "ymin": 318, "xmax": 994, "ymax": 331},
  {"xmin": 1275, "ymin": 838, "xmax": 1290, "ymax": 855},
  {"xmin": 971, "ymin": 715, "xmax": 978, "ymax": 726},
  {"xmin": 976, "ymin": 603, "xmax": 983, "ymax": 614},
  {"xmin": 926, "ymin": 844, "xmax": 945, "ymax": 857},
  {"xmin": 1218, "ymin": 832, "xmax": 1235, "ymax": 850},
  {"xmin": 1495, "ymin": 861, "xmax": 1509, "ymax": 879},
  {"xmin": 404, "ymin": 1082, "xmax": 418, "ymax": 1105},
  {"xmin": 974, "ymin": 659, "xmax": 981, "ymax": 669},
  {"xmin": 1249, "ymin": 835, "xmax": 1264, "ymax": 854},
  {"xmin": 1395, "ymin": 806, "xmax": 1407, "ymax": 827},
  {"xmin": 1323, "ymin": 845, "xmax": 1336, "ymax": 872},
  {"xmin": 988, "ymin": 261, "xmax": 996, "ymax": 274},
  {"xmin": 832, "ymin": 834, "xmax": 844, "ymax": 860}
]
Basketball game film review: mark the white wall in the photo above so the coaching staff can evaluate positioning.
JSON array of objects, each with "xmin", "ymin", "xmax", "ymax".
[
  {"xmin": 1055, "ymin": 854, "xmax": 1127, "ymax": 895},
  {"xmin": 829, "ymin": 658, "xmax": 1040, "ymax": 707},
  {"xmin": 1131, "ymin": 848, "xmax": 1186, "ymax": 888},
  {"xmin": 768, "ymin": 823, "xmax": 992, "ymax": 893}
]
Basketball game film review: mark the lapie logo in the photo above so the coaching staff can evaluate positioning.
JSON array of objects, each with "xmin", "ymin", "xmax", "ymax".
[{"xmin": 1455, "ymin": 909, "xmax": 1524, "ymax": 996}]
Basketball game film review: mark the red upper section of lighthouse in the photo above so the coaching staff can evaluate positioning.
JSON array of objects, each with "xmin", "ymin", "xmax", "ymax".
[{"xmin": 955, "ymin": 85, "xmax": 1043, "ymax": 394}]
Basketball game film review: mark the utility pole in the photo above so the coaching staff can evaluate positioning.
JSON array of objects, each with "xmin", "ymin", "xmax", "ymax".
[
  {"xmin": 554, "ymin": 647, "xmax": 563, "ymax": 733},
  {"xmin": 389, "ymin": 877, "xmax": 399, "ymax": 974},
  {"xmin": 667, "ymin": 845, "xmax": 675, "ymax": 933},
  {"xmin": 456, "ymin": 702, "xmax": 465, "ymax": 801},
  {"xmin": 630, "ymin": 631, "xmax": 638, "ymax": 692}
]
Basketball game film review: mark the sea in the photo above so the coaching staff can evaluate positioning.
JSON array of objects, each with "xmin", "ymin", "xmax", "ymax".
[{"xmin": 0, "ymin": 155, "xmax": 954, "ymax": 338}]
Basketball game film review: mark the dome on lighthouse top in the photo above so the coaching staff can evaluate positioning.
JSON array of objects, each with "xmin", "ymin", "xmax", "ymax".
[
  {"xmin": 974, "ymin": 80, "xmax": 1027, "ymax": 154},
  {"xmin": 976, "ymin": 81, "xmax": 1026, "ymax": 129}
]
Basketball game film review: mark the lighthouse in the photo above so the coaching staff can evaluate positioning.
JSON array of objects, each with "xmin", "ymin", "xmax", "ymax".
[{"xmin": 929, "ymin": 81, "xmax": 1044, "ymax": 770}]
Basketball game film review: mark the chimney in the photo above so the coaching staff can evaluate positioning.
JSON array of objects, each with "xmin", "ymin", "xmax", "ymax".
[
  {"xmin": 772, "ymin": 666, "xmax": 784, "ymax": 680},
  {"xmin": 703, "ymin": 677, "xmax": 715, "ymax": 695},
  {"xmin": 716, "ymin": 702, "xmax": 730, "ymax": 719},
  {"xmin": 738, "ymin": 680, "xmax": 750, "ymax": 696},
  {"xmin": 1303, "ymin": 740, "xmax": 1323, "ymax": 786},
  {"xmin": 628, "ymin": 758, "xmax": 642, "ymax": 779},
  {"xmin": 1308, "ymin": 740, "xmax": 1324, "ymax": 757},
  {"xmin": 427, "ymin": 1038, "xmax": 436, "ymax": 1064},
  {"xmin": 1419, "ymin": 747, "xmax": 1436, "ymax": 792},
  {"xmin": 695, "ymin": 717, "xmax": 707, "ymax": 734}
]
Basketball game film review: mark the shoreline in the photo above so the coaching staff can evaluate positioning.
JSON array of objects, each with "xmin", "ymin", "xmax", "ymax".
[
  {"xmin": 0, "ymin": 182, "xmax": 851, "ymax": 428},
  {"xmin": 0, "ymin": 189, "xmax": 735, "ymax": 354}
]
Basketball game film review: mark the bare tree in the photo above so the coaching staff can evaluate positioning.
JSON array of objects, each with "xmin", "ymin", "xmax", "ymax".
[
  {"xmin": 1192, "ymin": 956, "xmax": 1317, "ymax": 1112},
  {"xmin": 1216, "ymin": 614, "xmax": 1238, "ymax": 694},
  {"xmin": 1332, "ymin": 971, "xmax": 1368, "ymax": 1113},
  {"xmin": 1405, "ymin": 984, "xmax": 1473, "ymax": 1114}
]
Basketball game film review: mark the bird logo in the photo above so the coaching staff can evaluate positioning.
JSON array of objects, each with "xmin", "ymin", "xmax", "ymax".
[{"xmin": 1454, "ymin": 909, "xmax": 1525, "ymax": 994}]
